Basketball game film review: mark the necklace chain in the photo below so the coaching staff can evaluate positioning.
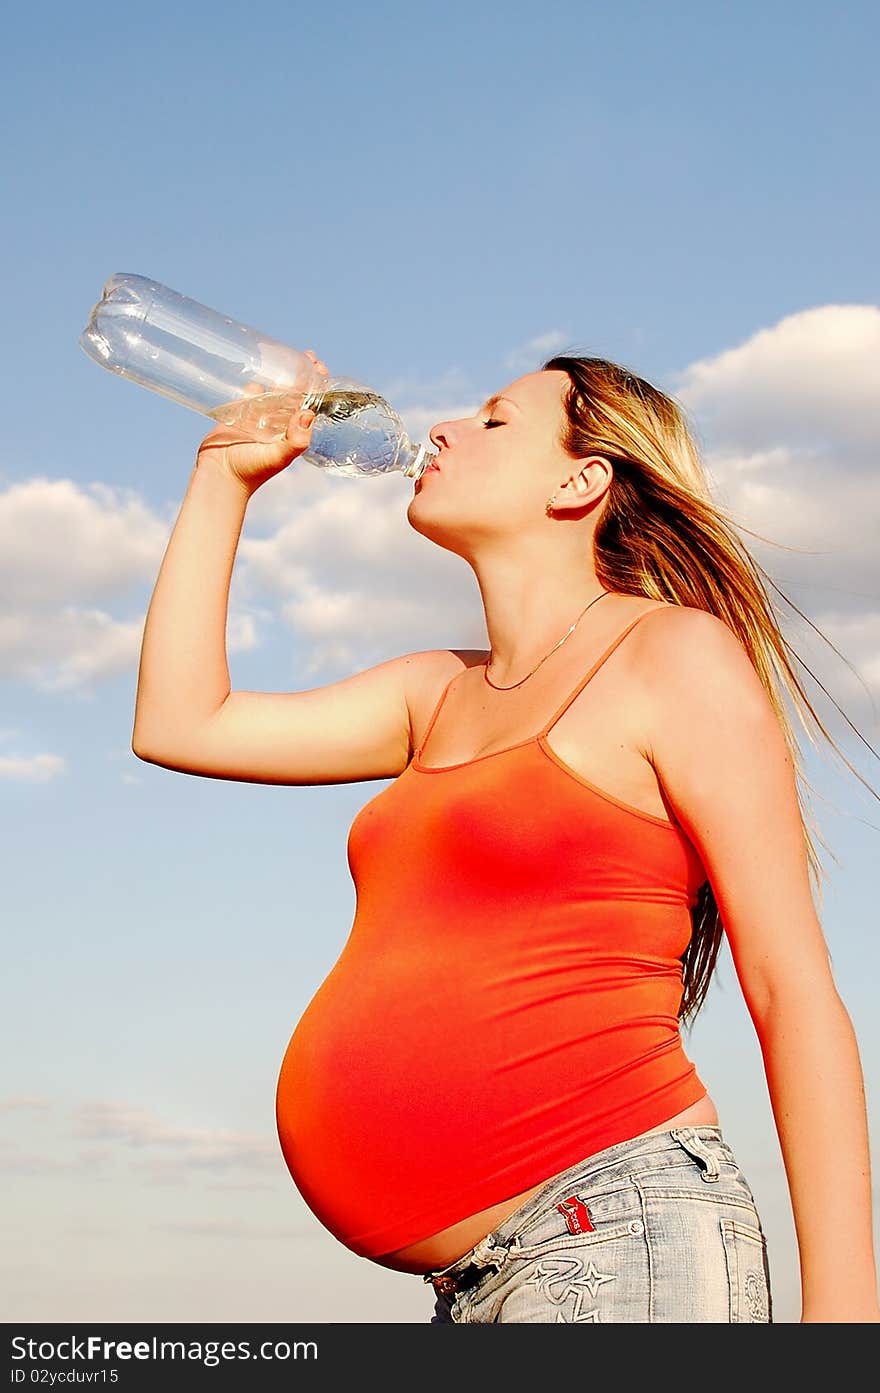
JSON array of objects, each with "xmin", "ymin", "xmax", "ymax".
[{"xmin": 483, "ymin": 590, "xmax": 611, "ymax": 691}]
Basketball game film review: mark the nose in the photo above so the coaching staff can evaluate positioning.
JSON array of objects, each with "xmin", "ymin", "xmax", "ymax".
[{"xmin": 429, "ymin": 420, "xmax": 451, "ymax": 451}]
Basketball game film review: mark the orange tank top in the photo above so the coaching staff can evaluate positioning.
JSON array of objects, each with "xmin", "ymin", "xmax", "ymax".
[{"xmin": 275, "ymin": 610, "xmax": 708, "ymax": 1259}]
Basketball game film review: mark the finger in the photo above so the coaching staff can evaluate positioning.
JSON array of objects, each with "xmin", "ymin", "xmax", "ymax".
[
  {"xmin": 285, "ymin": 408, "xmax": 316, "ymax": 442},
  {"xmin": 305, "ymin": 349, "xmax": 329, "ymax": 374}
]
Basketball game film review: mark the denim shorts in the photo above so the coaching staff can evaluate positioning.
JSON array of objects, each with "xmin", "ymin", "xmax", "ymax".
[{"xmin": 424, "ymin": 1127, "xmax": 772, "ymax": 1323}]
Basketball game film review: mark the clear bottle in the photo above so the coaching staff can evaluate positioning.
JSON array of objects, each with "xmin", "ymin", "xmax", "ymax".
[{"xmin": 79, "ymin": 273, "xmax": 437, "ymax": 480}]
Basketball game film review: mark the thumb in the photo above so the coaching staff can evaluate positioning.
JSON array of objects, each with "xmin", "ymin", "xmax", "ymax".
[{"xmin": 286, "ymin": 407, "xmax": 316, "ymax": 443}]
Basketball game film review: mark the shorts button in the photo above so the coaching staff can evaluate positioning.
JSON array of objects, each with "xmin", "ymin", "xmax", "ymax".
[{"xmin": 629, "ymin": 1219, "xmax": 644, "ymax": 1234}]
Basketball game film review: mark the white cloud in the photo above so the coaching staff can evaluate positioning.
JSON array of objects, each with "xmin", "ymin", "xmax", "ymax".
[
  {"xmin": 0, "ymin": 1097, "xmax": 283, "ymax": 1185},
  {"xmin": 72, "ymin": 1101, "xmax": 278, "ymax": 1174},
  {"xmin": 0, "ymin": 478, "xmax": 168, "ymax": 607},
  {"xmin": 243, "ymin": 491, "xmax": 485, "ymax": 670},
  {"xmin": 0, "ymin": 752, "xmax": 66, "ymax": 782},
  {"xmin": 2, "ymin": 316, "xmax": 878, "ymax": 707},
  {"xmin": 0, "ymin": 605, "xmax": 144, "ymax": 692},
  {"xmin": 0, "ymin": 373, "xmax": 491, "ymax": 696},
  {"xmin": 0, "ymin": 477, "xmax": 264, "ymax": 693},
  {"xmin": 235, "ymin": 313, "xmax": 880, "ymax": 695},
  {"xmin": 396, "ymin": 401, "xmax": 478, "ymax": 451},
  {"xmin": 504, "ymin": 330, "xmax": 573, "ymax": 374},
  {"xmin": 232, "ymin": 433, "xmax": 489, "ymax": 678},
  {"xmin": 661, "ymin": 304, "xmax": 880, "ymax": 711},
  {"xmin": 665, "ymin": 305, "xmax": 880, "ymax": 578},
  {"xmin": 671, "ymin": 304, "xmax": 880, "ymax": 456},
  {"xmin": 0, "ymin": 1097, "xmax": 52, "ymax": 1113},
  {"xmin": 0, "ymin": 475, "xmax": 161, "ymax": 691}
]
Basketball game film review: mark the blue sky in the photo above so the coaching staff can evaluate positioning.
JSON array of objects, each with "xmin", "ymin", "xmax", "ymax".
[{"xmin": 2, "ymin": 0, "xmax": 878, "ymax": 1324}]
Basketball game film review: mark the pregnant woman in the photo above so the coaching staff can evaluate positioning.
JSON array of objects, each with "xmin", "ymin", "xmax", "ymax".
[{"xmin": 132, "ymin": 350, "xmax": 878, "ymax": 1323}]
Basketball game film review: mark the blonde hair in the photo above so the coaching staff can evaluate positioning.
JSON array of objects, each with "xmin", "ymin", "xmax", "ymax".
[{"xmin": 542, "ymin": 353, "xmax": 878, "ymax": 1025}]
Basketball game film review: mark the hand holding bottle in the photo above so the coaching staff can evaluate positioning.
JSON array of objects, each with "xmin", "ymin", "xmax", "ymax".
[
  {"xmin": 80, "ymin": 274, "xmax": 436, "ymax": 480},
  {"xmin": 197, "ymin": 351, "xmax": 331, "ymax": 493}
]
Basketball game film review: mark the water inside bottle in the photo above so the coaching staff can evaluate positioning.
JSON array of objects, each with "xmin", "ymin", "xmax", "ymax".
[
  {"xmin": 207, "ymin": 385, "xmax": 422, "ymax": 476},
  {"xmin": 208, "ymin": 386, "xmax": 385, "ymax": 437}
]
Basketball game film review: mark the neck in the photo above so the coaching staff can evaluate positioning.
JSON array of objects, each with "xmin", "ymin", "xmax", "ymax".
[{"xmin": 470, "ymin": 544, "xmax": 608, "ymax": 684}]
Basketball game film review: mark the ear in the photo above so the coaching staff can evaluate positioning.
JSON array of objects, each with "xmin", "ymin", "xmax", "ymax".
[{"xmin": 551, "ymin": 455, "xmax": 614, "ymax": 512}]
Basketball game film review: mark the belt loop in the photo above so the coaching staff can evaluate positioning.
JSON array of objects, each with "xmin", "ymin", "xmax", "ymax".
[
  {"xmin": 422, "ymin": 1235, "xmax": 507, "ymax": 1294},
  {"xmin": 671, "ymin": 1127, "xmax": 720, "ymax": 1182},
  {"xmin": 472, "ymin": 1234, "xmax": 506, "ymax": 1268}
]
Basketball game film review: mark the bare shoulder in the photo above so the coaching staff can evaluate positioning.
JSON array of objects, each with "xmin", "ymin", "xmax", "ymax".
[
  {"xmin": 625, "ymin": 603, "xmax": 827, "ymax": 1017},
  {"xmin": 633, "ymin": 603, "xmax": 768, "ymax": 694},
  {"xmin": 629, "ymin": 603, "xmax": 777, "ymax": 749},
  {"xmin": 401, "ymin": 645, "xmax": 490, "ymax": 736},
  {"xmin": 404, "ymin": 646, "xmax": 490, "ymax": 698}
]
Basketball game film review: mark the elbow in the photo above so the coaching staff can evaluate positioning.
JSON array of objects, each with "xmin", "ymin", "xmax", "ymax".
[
  {"xmin": 131, "ymin": 728, "xmax": 168, "ymax": 765},
  {"xmin": 131, "ymin": 739, "xmax": 158, "ymax": 765},
  {"xmin": 746, "ymin": 969, "xmax": 845, "ymax": 1042},
  {"xmin": 130, "ymin": 724, "xmax": 149, "ymax": 760},
  {"xmin": 131, "ymin": 714, "xmax": 175, "ymax": 763}
]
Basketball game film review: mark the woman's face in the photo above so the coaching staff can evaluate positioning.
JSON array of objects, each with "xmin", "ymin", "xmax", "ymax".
[{"xmin": 408, "ymin": 370, "xmax": 581, "ymax": 553}]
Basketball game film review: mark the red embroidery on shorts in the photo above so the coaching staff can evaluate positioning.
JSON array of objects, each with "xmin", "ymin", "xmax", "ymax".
[{"xmin": 556, "ymin": 1194, "xmax": 595, "ymax": 1234}]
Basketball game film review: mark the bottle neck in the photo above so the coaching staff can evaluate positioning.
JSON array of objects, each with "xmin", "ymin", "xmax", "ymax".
[
  {"xmin": 300, "ymin": 378, "xmax": 437, "ymax": 478},
  {"xmin": 401, "ymin": 440, "xmax": 438, "ymax": 478}
]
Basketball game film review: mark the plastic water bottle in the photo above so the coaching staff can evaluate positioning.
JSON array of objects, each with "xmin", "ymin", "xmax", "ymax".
[{"xmin": 79, "ymin": 273, "xmax": 437, "ymax": 480}]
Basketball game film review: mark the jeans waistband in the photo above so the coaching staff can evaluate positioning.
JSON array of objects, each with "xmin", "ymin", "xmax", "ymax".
[{"xmin": 423, "ymin": 1126, "xmax": 729, "ymax": 1289}]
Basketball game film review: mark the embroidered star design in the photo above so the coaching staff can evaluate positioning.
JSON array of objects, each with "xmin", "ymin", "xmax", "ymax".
[
  {"xmin": 526, "ymin": 1256, "xmax": 617, "ymax": 1317},
  {"xmin": 555, "ymin": 1291, "xmax": 602, "ymax": 1322},
  {"xmin": 528, "ymin": 1258, "xmax": 585, "ymax": 1302},
  {"xmin": 581, "ymin": 1260, "xmax": 616, "ymax": 1298}
]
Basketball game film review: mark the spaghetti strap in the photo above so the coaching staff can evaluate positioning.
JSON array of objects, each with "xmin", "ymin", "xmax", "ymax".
[
  {"xmin": 538, "ymin": 607, "xmax": 663, "ymax": 739},
  {"xmin": 415, "ymin": 668, "xmax": 461, "ymax": 758}
]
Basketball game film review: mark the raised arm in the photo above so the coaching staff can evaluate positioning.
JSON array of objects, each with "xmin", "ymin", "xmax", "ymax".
[
  {"xmin": 634, "ymin": 605, "xmax": 879, "ymax": 1324},
  {"xmin": 131, "ymin": 359, "xmax": 474, "ymax": 785}
]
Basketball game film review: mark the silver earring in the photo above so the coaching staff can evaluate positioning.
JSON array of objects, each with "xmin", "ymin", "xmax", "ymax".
[{"xmin": 545, "ymin": 494, "xmax": 557, "ymax": 516}]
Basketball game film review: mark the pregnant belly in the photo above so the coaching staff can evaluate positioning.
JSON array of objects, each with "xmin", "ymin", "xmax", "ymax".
[
  {"xmin": 372, "ymin": 1093, "xmax": 720, "ymax": 1274},
  {"xmin": 275, "ymin": 941, "xmax": 709, "ymax": 1267},
  {"xmin": 274, "ymin": 974, "xmax": 498, "ymax": 1257}
]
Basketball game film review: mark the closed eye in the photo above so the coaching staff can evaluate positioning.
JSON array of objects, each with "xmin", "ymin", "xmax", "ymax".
[{"xmin": 482, "ymin": 417, "xmax": 504, "ymax": 429}]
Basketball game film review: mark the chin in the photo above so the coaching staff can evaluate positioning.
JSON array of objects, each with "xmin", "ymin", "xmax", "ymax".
[{"xmin": 405, "ymin": 500, "xmax": 469, "ymax": 557}]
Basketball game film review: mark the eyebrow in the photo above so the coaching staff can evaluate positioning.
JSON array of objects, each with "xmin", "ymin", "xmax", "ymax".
[{"xmin": 479, "ymin": 394, "xmax": 520, "ymax": 414}]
